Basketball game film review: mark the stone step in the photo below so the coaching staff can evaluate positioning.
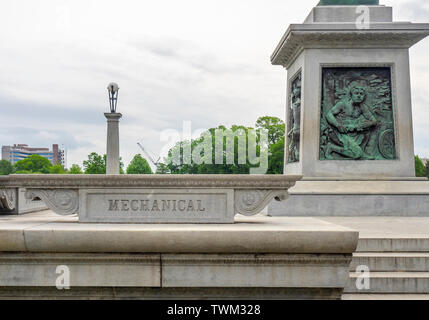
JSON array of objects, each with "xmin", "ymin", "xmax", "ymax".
[
  {"xmin": 346, "ymin": 272, "xmax": 429, "ymax": 294},
  {"xmin": 342, "ymin": 294, "xmax": 429, "ymax": 300},
  {"xmin": 357, "ymin": 238, "xmax": 429, "ymax": 253},
  {"xmin": 350, "ymin": 252, "xmax": 429, "ymax": 272}
]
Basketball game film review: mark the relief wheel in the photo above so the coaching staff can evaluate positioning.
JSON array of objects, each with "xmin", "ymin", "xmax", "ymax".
[{"xmin": 378, "ymin": 129, "xmax": 395, "ymax": 160}]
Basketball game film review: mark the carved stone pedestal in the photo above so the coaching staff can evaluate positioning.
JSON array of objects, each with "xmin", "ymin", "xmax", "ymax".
[
  {"xmin": 269, "ymin": 4, "xmax": 429, "ymax": 216},
  {"xmin": 0, "ymin": 174, "xmax": 300, "ymax": 223}
]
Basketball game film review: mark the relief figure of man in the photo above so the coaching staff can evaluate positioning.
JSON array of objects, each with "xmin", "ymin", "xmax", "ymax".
[
  {"xmin": 324, "ymin": 82, "xmax": 377, "ymax": 160},
  {"xmin": 288, "ymin": 85, "xmax": 301, "ymax": 162}
]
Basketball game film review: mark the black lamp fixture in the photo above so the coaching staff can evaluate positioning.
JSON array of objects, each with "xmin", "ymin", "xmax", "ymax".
[{"xmin": 107, "ymin": 82, "xmax": 119, "ymax": 113}]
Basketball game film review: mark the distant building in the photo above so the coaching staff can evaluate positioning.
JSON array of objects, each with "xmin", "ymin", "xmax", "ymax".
[
  {"xmin": 422, "ymin": 158, "xmax": 429, "ymax": 166},
  {"xmin": 1, "ymin": 144, "xmax": 65, "ymax": 166}
]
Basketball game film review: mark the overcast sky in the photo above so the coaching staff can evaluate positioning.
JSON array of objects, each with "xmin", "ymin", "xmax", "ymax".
[{"xmin": 1, "ymin": 0, "xmax": 428, "ymax": 169}]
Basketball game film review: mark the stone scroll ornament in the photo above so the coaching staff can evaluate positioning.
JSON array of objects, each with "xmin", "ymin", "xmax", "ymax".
[
  {"xmin": 0, "ymin": 189, "xmax": 16, "ymax": 211},
  {"xmin": 287, "ymin": 73, "xmax": 302, "ymax": 164},
  {"xmin": 235, "ymin": 190, "xmax": 289, "ymax": 216},
  {"xmin": 25, "ymin": 189, "xmax": 79, "ymax": 216},
  {"xmin": 320, "ymin": 67, "xmax": 396, "ymax": 161}
]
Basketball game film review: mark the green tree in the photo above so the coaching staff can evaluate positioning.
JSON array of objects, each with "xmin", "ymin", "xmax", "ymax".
[
  {"xmin": 156, "ymin": 163, "xmax": 170, "ymax": 174},
  {"xmin": 14, "ymin": 155, "xmax": 52, "ymax": 174},
  {"xmin": 14, "ymin": 170, "xmax": 34, "ymax": 174},
  {"xmin": 0, "ymin": 160, "xmax": 14, "ymax": 175},
  {"xmin": 415, "ymin": 155, "xmax": 426, "ymax": 177},
  {"xmin": 268, "ymin": 138, "xmax": 284, "ymax": 174},
  {"xmin": 255, "ymin": 116, "xmax": 285, "ymax": 145},
  {"xmin": 83, "ymin": 152, "xmax": 106, "ymax": 174},
  {"xmin": 49, "ymin": 164, "xmax": 67, "ymax": 174},
  {"xmin": 83, "ymin": 153, "xmax": 124, "ymax": 174},
  {"xmin": 69, "ymin": 164, "xmax": 83, "ymax": 174},
  {"xmin": 158, "ymin": 116, "xmax": 285, "ymax": 175},
  {"xmin": 126, "ymin": 154, "xmax": 153, "ymax": 174},
  {"xmin": 425, "ymin": 161, "xmax": 429, "ymax": 179}
]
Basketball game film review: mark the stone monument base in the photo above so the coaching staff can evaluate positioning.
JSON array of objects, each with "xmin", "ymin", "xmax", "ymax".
[
  {"xmin": 0, "ymin": 211, "xmax": 358, "ymax": 300},
  {"xmin": 268, "ymin": 178, "xmax": 429, "ymax": 217}
]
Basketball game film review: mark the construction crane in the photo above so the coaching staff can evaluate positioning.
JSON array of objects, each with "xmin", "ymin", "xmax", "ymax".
[{"xmin": 137, "ymin": 142, "xmax": 161, "ymax": 167}]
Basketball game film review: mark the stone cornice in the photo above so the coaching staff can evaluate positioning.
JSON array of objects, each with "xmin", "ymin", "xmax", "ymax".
[
  {"xmin": 0, "ymin": 174, "xmax": 301, "ymax": 190},
  {"xmin": 271, "ymin": 23, "xmax": 429, "ymax": 68}
]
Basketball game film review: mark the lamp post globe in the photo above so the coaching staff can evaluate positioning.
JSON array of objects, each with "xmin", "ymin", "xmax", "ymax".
[{"xmin": 107, "ymin": 82, "xmax": 120, "ymax": 113}]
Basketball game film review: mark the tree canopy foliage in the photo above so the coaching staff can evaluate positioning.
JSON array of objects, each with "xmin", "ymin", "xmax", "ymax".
[
  {"xmin": 14, "ymin": 154, "xmax": 52, "ymax": 174},
  {"xmin": 0, "ymin": 160, "xmax": 14, "ymax": 175},
  {"xmin": 48, "ymin": 164, "xmax": 67, "ymax": 174},
  {"xmin": 159, "ymin": 116, "xmax": 285, "ymax": 175},
  {"xmin": 69, "ymin": 164, "xmax": 83, "ymax": 174},
  {"xmin": 126, "ymin": 154, "xmax": 153, "ymax": 174},
  {"xmin": 83, "ymin": 152, "xmax": 106, "ymax": 174},
  {"xmin": 83, "ymin": 152, "xmax": 124, "ymax": 174},
  {"xmin": 415, "ymin": 155, "xmax": 429, "ymax": 178}
]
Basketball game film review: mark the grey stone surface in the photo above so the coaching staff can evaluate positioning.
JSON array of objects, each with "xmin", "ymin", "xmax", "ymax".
[
  {"xmin": 0, "ymin": 287, "xmax": 343, "ymax": 300},
  {"xmin": 162, "ymin": 254, "xmax": 351, "ymax": 289},
  {"xmin": 280, "ymin": 47, "xmax": 417, "ymax": 178},
  {"xmin": 350, "ymin": 253, "xmax": 429, "ymax": 272},
  {"xmin": 268, "ymin": 179, "xmax": 429, "ymax": 216},
  {"xmin": 0, "ymin": 211, "xmax": 358, "ymax": 253},
  {"xmin": 0, "ymin": 253, "xmax": 160, "ymax": 288},
  {"xmin": 0, "ymin": 188, "xmax": 16, "ymax": 212},
  {"xmin": 0, "ymin": 211, "xmax": 358, "ymax": 300},
  {"xmin": 0, "ymin": 252, "xmax": 352, "ymax": 291},
  {"xmin": 343, "ymin": 294, "xmax": 429, "ymax": 300},
  {"xmin": 271, "ymin": 23, "xmax": 429, "ymax": 69},
  {"xmin": 0, "ymin": 174, "xmax": 299, "ymax": 223},
  {"xmin": 104, "ymin": 112, "xmax": 122, "ymax": 175},
  {"xmin": 16, "ymin": 188, "xmax": 48, "ymax": 214},
  {"xmin": 320, "ymin": 217, "xmax": 429, "ymax": 252},
  {"xmin": 309, "ymin": 217, "xmax": 429, "ymax": 296},
  {"xmin": 269, "ymin": 194, "xmax": 429, "ymax": 216},
  {"xmin": 346, "ymin": 272, "xmax": 429, "ymax": 294},
  {"xmin": 272, "ymin": 4, "xmax": 429, "ymax": 180},
  {"xmin": 304, "ymin": 5, "xmax": 393, "ymax": 24},
  {"xmin": 79, "ymin": 188, "xmax": 235, "ymax": 224},
  {"xmin": 319, "ymin": 217, "xmax": 429, "ymax": 240}
]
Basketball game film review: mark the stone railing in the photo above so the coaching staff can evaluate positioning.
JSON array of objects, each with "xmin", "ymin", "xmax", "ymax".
[{"xmin": 0, "ymin": 174, "xmax": 301, "ymax": 223}]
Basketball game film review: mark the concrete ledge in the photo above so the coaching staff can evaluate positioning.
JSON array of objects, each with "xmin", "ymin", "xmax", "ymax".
[
  {"xmin": 347, "ymin": 272, "xmax": 429, "ymax": 294},
  {"xmin": 0, "ymin": 253, "xmax": 160, "ymax": 287},
  {"xmin": 288, "ymin": 179, "xmax": 429, "ymax": 195},
  {"xmin": 0, "ymin": 212, "xmax": 358, "ymax": 254},
  {"xmin": 0, "ymin": 287, "xmax": 343, "ymax": 300},
  {"xmin": 268, "ymin": 180, "xmax": 429, "ymax": 217},
  {"xmin": 162, "ymin": 254, "xmax": 351, "ymax": 288},
  {"xmin": 0, "ymin": 211, "xmax": 358, "ymax": 300},
  {"xmin": 0, "ymin": 253, "xmax": 351, "ymax": 290}
]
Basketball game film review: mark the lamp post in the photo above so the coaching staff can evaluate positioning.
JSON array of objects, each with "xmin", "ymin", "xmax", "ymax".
[{"xmin": 105, "ymin": 83, "xmax": 122, "ymax": 175}]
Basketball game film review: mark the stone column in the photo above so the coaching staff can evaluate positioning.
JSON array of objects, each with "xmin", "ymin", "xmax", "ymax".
[{"xmin": 104, "ymin": 113, "xmax": 122, "ymax": 175}]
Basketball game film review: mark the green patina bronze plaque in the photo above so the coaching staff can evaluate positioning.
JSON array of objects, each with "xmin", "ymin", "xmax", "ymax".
[
  {"xmin": 287, "ymin": 73, "xmax": 302, "ymax": 164},
  {"xmin": 318, "ymin": 0, "xmax": 379, "ymax": 5},
  {"xmin": 320, "ymin": 67, "xmax": 396, "ymax": 161}
]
